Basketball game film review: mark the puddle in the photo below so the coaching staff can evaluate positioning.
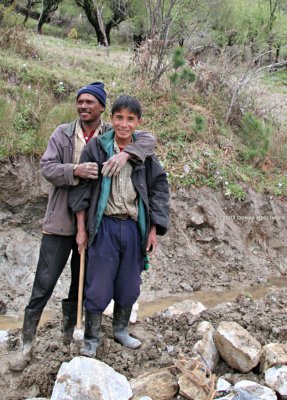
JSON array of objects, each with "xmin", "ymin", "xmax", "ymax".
[
  {"xmin": 138, "ymin": 276, "xmax": 287, "ymax": 318},
  {"xmin": 1, "ymin": 276, "xmax": 287, "ymax": 330},
  {"xmin": 0, "ymin": 309, "xmax": 54, "ymax": 331}
]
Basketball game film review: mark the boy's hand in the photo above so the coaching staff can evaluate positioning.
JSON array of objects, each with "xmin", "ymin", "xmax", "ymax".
[
  {"xmin": 102, "ymin": 152, "xmax": 131, "ymax": 177},
  {"xmin": 74, "ymin": 162, "xmax": 98, "ymax": 179},
  {"xmin": 146, "ymin": 225, "xmax": 157, "ymax": 256}
]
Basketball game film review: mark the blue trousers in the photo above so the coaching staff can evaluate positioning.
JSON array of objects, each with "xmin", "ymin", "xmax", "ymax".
[{"xmin": 85, "ymin": 216, "xmax": 145, "ymax": 314}]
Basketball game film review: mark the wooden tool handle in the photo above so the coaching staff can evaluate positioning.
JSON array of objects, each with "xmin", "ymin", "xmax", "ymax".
[{"xmin": 76, "ymin": 248, "xmax": 85, "ymax": 329}]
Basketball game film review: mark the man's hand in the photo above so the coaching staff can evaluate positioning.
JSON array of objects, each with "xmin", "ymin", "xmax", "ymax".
[
  {"xmin": 101, "ymin": 152, "xmax": 131, "ymax": 177},
  {"xmin": 146, "ymin": 225, "xmax": 157, "ymax": 256},
  {"xmin": 76, "ymin": 229, "xmax": 88, "ymax": 254},
  {"xmin": 74, "ymin": 162, "xmax": 98, "ymax": 179}
]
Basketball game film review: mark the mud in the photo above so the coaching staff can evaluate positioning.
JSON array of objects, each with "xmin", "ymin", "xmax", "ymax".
[{"xmin": 1, "ymin": 156, "xmax": 287, "ymax": 399}]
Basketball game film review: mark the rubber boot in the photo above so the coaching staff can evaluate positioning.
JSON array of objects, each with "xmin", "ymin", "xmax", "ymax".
[
  {"xmin": 62, "ymin": 299, "xmax": 78, "ymax": 345},
  {"xmin": 113, "ymin": 303, "xmax": 141, "ymax": 349},
  {"xmin": 80, "ymin": 310, "xmax": 102, "ymax": 358},
  {"xmin": 9, "ymin": 308, "xmax": 42, "ymax": 372}
]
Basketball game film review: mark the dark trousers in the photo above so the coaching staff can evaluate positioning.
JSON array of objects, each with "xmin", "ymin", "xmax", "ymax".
[
  {"xmin": 26, "ymin": 234, "xmax": 80, "ymax": 312},
  {"xmin": 85, "ymin": 216, "xmax": 144, "ymax": 314}
]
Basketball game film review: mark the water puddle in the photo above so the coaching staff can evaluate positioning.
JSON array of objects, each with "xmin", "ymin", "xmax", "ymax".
[
  {"xmin": 1, "ymin": 276, "xmax": 287, "ymax": 330},
  {"xmin": 138, "ymin": 276, "xmax": 287, "ymax": 318},
  {"xmin": 0, "ymin": 309, "xmax": 54, "ymax": 331}
]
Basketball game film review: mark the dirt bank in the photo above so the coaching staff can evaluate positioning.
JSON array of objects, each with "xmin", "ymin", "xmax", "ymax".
[{"xmin": 1, "ymin": 155, "xmax": 287, "ymax": 399}]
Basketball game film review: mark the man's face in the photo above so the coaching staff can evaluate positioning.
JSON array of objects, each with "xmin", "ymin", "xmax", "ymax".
[
  {"xmin": 76, "ymin": 93, "xmax": 105, "ymax": 123},
  {"xmin": 111, "ymin": 108, "xmax": 141, "ymax": 144}
]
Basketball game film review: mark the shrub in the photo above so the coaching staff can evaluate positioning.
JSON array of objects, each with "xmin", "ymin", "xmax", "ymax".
[
  {"xmin": 0, "ymin": 27, "xmax": 37, "ymax": 58},
  {"xmin": 239, "ymin": 112, "xmax": 272, "ymax": 163}
]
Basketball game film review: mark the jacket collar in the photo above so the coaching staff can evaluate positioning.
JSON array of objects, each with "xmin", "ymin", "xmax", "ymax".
[
  {"xmin": 62, "ymin": 120, "xmax": 77, "ymax": 138},
  {"xmin": 98, "ymin": 129, "xmax": 136, "ymax": 153}
]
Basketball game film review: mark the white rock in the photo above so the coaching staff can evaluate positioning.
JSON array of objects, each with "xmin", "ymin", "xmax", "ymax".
[
  {"xmin": 265, "ymin": 365, "xmax": 287, "ymax": 399},
  {"xmin": 234, "ymin": 380, "xmax": 277, "ymax": 399},
  {"xmin": 51, "ymin": 356, "xmax": 132, "ymax": 400},
  {"xmin": 163, "ymin": 300, "xmax": 206, "ymax": 318},
  {"xmin": 216, "ymin": 377, "xmax": 232, "ymax": 392},
  {"xmin": 214, "ymin": 321, "xmax": 261, "ymax": 372},
  {"xmin": 261, "ymin": 343, "xmax": 287, "ymax": 372},
  {"xmin": 196, "ymin": 321, "xmax": 214, "ymax": 338},
  {"xmin": 103, "ymin": 299, "xmax": 138, "ymax": 323},
  {"xmin": 0, "ymin": 330, "xmax": 8, "ymax": 342},
  {"xmin": 193, "ymin": 323, "xmax": 219, "ymax": 371}
]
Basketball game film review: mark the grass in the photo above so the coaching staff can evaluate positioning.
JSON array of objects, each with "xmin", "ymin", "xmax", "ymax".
[{"xmin": 1, "ymin": 24, "xmax": 287, "ymax": 199}]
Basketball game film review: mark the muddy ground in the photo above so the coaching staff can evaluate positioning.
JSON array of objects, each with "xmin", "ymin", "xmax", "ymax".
[{"xmin": 1, "ymin": 156, "xmax": 287, "ymax": 399}]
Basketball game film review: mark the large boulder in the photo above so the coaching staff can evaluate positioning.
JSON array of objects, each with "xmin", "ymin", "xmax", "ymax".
[
  {"xmin": 214, "ymin": 321, "xmax": 261, "ymax": 372},
  {"xmin": 130, "ymin": 368, "xmax": 178, "ymax": 400},
  {"xmin": 51, "ymin": 356, "xmax": 133, "ymax": 400}
]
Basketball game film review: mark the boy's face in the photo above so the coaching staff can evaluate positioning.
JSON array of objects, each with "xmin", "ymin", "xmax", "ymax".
[{"xmin": 111, "ymin": 108, "xmax": 141, "ymax": 145}]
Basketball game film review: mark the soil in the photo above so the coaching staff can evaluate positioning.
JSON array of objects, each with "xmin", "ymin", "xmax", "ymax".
[{"xmin": 1, "ymin": 156, "xmax": 287, "ymax": 399}]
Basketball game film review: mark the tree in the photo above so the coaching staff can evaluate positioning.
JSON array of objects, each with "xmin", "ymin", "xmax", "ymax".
[
  {"xmin": 37, "ymin": 0, "xmax": 61, "ymax": 33},
  {"xmin": 74, "ymin": 0, "xmax": 132, "ymax": 45},
  {"xmin": 205, "ymin": 0, "xmax": 287, "ymax": 64}
]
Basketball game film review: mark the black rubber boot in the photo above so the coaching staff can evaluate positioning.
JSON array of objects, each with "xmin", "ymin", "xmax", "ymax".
[
  {"xmin": 62, "ymin": 299, "xmax": 78, "ymax": 345},
  {"xmin": 80, "ymin": 310, "xmax": 102, "ymax": 358},
  {"xmin": 9, "ymin": 308, "xmax": 42, "ymax": 372},
  {"xmin": 113, "ymin": 303, "xmax": 141, "ymax": 349}
]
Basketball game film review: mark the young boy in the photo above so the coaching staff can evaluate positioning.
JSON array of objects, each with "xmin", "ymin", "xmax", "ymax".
[{"xmin": 69, "ymin": 95, "xmax": 169, "ymax": 357}]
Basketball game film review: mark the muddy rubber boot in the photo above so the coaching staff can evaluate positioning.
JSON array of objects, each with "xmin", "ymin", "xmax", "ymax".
[
  {"xmin": 9, "ymin": 308, "xmax": 42, "ymax": 372},
  {"xmin": 113, "ymin": 303, "xmax": 141, "ymax": 349},
  {"xmin": 62, "ymin": 299, "xmax": 78, "ymax": 345},
  {"xmin": 80, "ymin": 310, "xmax": 102, "ymax": 358}
]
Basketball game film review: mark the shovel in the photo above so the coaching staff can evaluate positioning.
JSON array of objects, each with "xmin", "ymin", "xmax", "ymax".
[{"xmin": 73, "ymin": 248, "xmax": 85, "ymax": 342}]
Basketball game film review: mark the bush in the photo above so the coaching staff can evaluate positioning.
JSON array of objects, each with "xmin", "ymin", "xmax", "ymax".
[
  {"xmin": 0, "ymin": 27, "xmax": 37, "ymax": 58},
  {"xmin": 239, "ymin": 112, "xmax": 272, "ymax": 163}
]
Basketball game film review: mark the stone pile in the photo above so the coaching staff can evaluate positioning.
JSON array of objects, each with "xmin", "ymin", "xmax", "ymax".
[{"xmin": 25, "ymin": 299, "xmax": 287, "ymax": 400}]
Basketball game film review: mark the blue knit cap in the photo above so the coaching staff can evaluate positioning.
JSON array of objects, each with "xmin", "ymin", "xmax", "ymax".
[{"xmin": 77, "ymin": 81, "xmax": 106, "ymax": 107}]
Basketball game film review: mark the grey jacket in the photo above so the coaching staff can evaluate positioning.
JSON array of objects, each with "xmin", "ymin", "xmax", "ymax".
[{"xmin": 40, "ymin": 119, "xmax": 156, "ymax": 236}]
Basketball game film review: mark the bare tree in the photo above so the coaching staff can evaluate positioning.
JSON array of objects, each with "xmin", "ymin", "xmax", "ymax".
[
  {"xmin": 267, "ymin": 0, "xmax": 280, "ymax": 62},
  {"xmin": 136, "ymin": 0, "xmax": 200, "ymax": 86},
  {"xmin": 74, "ymin": 0, "xmax": 132, "ymax": 45},
  {"xmin": 23, "ymin": 0, "xmax": 39, "ymax": 24},
  {"xmin": 37, "ymin": 0, "xmax": 61, "ymax": 34}
]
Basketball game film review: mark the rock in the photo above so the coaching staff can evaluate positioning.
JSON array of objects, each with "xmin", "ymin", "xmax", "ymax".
[
  {"xmin": 193, "ymin": 322, "xmax": 219, "ymax": 371},
  {"xmin": 50, "ymin": 356, "xmax": 132, "ymax": 400},
  {"xmin": 162, "ymin": 300, "xmax": 206, "ymax": 318},
  {"xmin": 138, "ymin": 397, "xmax": 153, "ymax": 400},
  {"xmin": 214, "ymin": 321, "xmax": 261, "ymax": 372},
  {"xmin": 176, "ymin": 356, "xmax": 215, "ymax": 400},
  {"xmin": 0, "ymin": 330, "xmax": 8, "ymax": 342},
  {"xmin": 196, "ymin": 321, "xmax": 214, "ymax": 338},
  {"xmin": 234, "ymin": 380, "xmax": 277, "ymax": 399},
  {"xmin": 103, "ymin": 299, "xmax": 139, "ymax": 323},
  {"xmin": 235, "ymin": 388, "xmax": 267, "ymax": 399},
  {"xmin": 265, "ymin": 365, "xmax": 287, "ymax": 399},
  {"xmin": 216, "ymin": 377, "xmax": 232, "ymax": 392},
  {"xmin": 130, "ymin": 368, "xmax": 178, "ymax": 400},
  {"xmin": 187, "ymin": 205, "xmax": 206, "ymax": 227},
  {"xmin": 260, "ymin": 343, "xmax": 287, "ymax": 372}
]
